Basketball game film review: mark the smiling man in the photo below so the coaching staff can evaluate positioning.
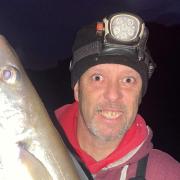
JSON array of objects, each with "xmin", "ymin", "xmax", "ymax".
[
  {"xmin": 74, "ymin": 63, "xmax": 142, "ymax": 161},
  {"xmin": 55, "ymin": 12, "xmax": 180, "ymax": 179}
]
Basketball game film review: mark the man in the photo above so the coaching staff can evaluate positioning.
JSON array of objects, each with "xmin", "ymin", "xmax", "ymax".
[{"xmin": 55, "ymin": 12, "xmax": 180, "ymax": 179}]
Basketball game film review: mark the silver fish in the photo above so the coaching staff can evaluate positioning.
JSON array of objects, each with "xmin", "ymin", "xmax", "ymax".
[{"xmin": 0, "ymin": 35, "xmax": 80, "ymax": 180}]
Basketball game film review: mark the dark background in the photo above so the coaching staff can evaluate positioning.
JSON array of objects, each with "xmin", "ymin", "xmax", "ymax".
[{"xmin": 0, "ymin": 1, "xmax": 179, "ymax": 161}]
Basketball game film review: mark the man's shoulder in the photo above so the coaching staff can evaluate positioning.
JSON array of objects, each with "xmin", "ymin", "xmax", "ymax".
[
  {"xmin": 146, "ymin": 149, "xmax": 180, "ymax": 179},
  {"xmin": 149, "ymin": 149, "xmax": 179, "ymax": 165}
]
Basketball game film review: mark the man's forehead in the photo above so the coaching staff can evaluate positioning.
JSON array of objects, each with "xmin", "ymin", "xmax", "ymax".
[{"xmin": 85, "ymin": 63, "xmax": 141, "ymax": 76}]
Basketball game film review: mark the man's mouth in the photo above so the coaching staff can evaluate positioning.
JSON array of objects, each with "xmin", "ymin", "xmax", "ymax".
[{"xmin": 97, "ymin": 110, "xmax": 122, "ymax": 119}]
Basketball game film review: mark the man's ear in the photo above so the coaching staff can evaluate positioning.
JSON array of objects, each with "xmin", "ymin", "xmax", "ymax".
[{"xmin": 74, "ymin": 82, "xmax": 79, "ymax": 101}]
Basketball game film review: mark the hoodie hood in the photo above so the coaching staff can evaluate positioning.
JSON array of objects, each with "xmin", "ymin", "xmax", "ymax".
[{"xmin": 55, "ymin": 101, "xmax": 153, "ymax": 174}]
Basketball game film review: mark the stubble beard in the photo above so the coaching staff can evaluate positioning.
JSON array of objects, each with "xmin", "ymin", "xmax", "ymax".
[{"xmin": 85, "ymin": 104, "xmax": 136, "ymax": 143}]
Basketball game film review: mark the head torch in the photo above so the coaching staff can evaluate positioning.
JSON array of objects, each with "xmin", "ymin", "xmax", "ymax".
[
  {"xmin": 100, "ymin": 13, "xmax": 144, "ymax": 44},
  {"xmin": 70, "ymin": 12, "xmax": 156, "ymax": 96}
]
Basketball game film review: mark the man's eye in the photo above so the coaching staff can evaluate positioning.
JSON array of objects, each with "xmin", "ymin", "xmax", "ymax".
[
  {"xmin": 92, "ymin": 74, "xmax": 103, "ymax": 81},
  {"xmin": 122, "ymin": 76, "xmax": 135, "ymax": 84}
]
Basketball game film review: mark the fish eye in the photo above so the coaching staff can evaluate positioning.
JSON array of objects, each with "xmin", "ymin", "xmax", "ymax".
[
  {"xmin": 0, "ymin": 66, "xmax": 20, "ymax": 84},
  {"xmin": 3, "ymin": 69, "xmax": 12, "ymax": 80}
]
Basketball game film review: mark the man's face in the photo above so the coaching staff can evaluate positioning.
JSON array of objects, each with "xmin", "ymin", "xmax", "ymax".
[{"xmin": 74, "ymin": 64, "xmax": 142, "ymax": 142}]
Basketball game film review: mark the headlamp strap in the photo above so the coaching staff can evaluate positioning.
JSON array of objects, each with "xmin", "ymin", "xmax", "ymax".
[{"xmin": 71, "ymin": 41, "xmax": 102, "ymax": 69}]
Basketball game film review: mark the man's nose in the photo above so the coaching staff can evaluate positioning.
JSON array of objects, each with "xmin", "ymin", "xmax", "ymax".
[{"xmin": 103, "ymin": 80, "xmax": 122, "ymax": 101}]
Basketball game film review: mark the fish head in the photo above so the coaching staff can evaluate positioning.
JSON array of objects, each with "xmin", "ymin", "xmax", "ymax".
[{"xmin": 0, "ymin": 35, "xmax": 30, "ymax": 139}]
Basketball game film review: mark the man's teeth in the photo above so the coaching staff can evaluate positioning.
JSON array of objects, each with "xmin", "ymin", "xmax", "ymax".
[{"xmin": 99, "ymin": 110, "xmax": 121, "ymax": 119}]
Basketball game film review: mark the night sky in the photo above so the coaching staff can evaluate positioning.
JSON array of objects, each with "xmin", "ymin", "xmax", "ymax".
[
  {"xmin": 0, "ymin": 1, "xmax": 180, "ymax": 161},
  {"xmin": 0, "ymin": 0, "xmax": 180, "ymax": 69}
]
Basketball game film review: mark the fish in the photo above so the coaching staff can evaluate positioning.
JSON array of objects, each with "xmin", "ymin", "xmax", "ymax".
[{"xmin": 0, "ymin": 35, "xmax": 81, "ymax": 180}]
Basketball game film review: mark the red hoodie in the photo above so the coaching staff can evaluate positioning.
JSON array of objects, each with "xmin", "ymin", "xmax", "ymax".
[{"xmin": 55, "ymin": 102, "xmax": 180, "ymax": 180}]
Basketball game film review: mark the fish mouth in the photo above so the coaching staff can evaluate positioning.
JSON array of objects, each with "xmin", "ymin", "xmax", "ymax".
[{"xmin": 97, "ymin": 109, "xmax": 123, "ymax": 119}]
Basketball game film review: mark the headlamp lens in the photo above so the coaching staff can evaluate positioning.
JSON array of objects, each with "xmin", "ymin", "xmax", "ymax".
[{"xmin": 109, "ymin": 14, "xmax": 141, "ymax": 42}]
